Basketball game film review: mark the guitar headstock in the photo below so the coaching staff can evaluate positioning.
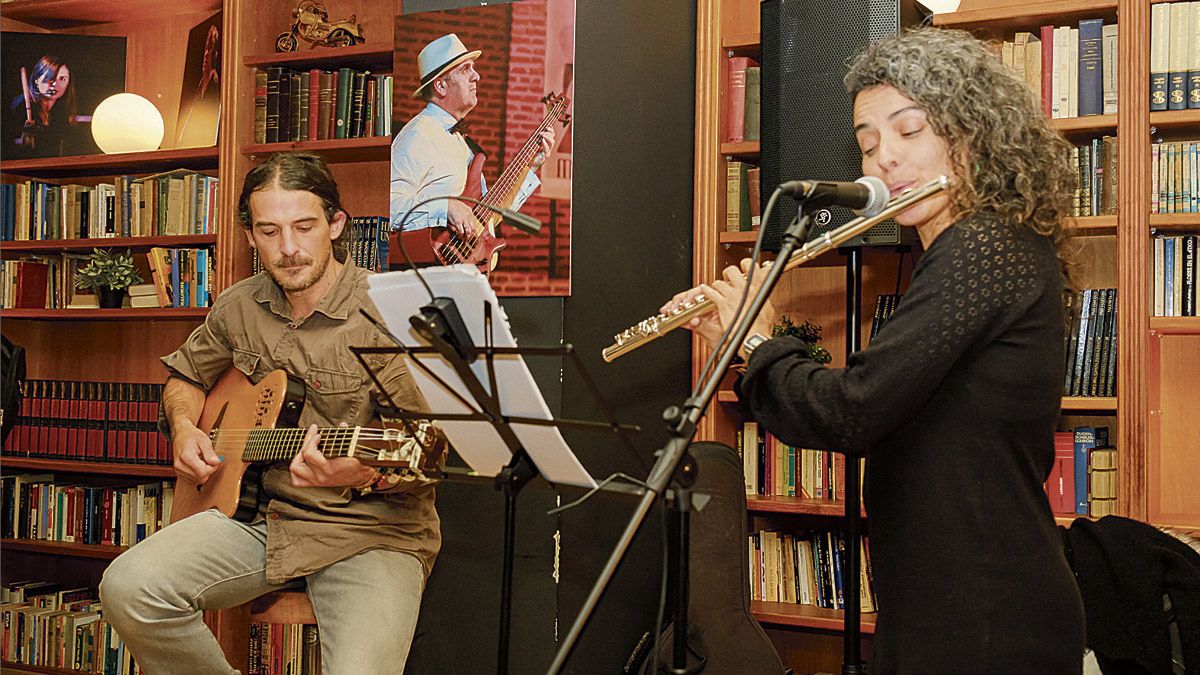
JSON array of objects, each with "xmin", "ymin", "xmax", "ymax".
[
  {"xmin": 352, "ymin": 420, "xmax": 448, "ymax": 476},
  {"xmin": 541, "ymin": 91, "xmax": 572, "ymax": 127}
]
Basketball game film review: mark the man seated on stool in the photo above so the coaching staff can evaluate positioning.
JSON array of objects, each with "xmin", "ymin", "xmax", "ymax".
[{"xmin": 100, "ymin": 152, "xmax": 440, "ymax": 673}]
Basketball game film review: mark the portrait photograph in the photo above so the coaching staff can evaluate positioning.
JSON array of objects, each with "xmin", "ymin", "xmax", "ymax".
[
  {"xmin": 1, "ymin": 32, "xmax": 127, "ymax": 159},
  {"xmin": 175, "ymin": 11, "xmax": 223, "ymax": 148},
  {"xmin": 392, "ymin": 0, "xmax": 576, "ymax": 297}
]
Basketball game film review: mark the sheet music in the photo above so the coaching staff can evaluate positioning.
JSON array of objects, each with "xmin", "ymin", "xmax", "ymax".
[{"xmin": 367, "ymin": 265, "xmax": 597, "ymax": 488}]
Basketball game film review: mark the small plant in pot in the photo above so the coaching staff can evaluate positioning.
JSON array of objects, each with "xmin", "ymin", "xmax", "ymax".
[{"xmin": 74, "ymin": 248, "xmax": 144, "ymax": 309}]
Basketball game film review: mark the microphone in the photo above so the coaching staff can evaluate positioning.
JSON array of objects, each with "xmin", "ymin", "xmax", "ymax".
[
  {"xmin": 778, "ymin": 175, "xmax": 889, "ymax": 216},
  {"xmin": 494, "ymin": 206, "xmax": 542, "ymax": 234}
]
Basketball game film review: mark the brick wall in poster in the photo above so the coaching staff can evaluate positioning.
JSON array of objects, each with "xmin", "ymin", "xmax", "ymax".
[{"xmin": 393, "ymin": 0, "xmax": 571, "ymax": 296}]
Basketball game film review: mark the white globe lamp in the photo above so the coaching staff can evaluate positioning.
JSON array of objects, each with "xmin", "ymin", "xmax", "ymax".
[{"xmin": 91, "ymin": 93, "xmax": 164, "ymax": 154}]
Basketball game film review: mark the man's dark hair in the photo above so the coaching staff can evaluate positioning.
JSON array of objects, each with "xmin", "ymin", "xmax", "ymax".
[{"xmin": 237, "ymin": 151, "xmax": 351, "ymax": 262}]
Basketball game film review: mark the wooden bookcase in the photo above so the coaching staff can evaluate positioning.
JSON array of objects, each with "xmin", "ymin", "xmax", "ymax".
[
  {"xmin": 695, "ymin": 0, "xmax": 1200, "ymax": 670},
  {"xmin": 0, "ymin": 1, "xmax": 396, "ymax": 672}
]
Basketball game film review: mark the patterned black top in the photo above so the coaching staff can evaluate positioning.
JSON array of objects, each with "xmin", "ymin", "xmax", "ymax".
[{"xmin": 740, "ymin": 215, "xmax": 1085, "ymax": 674}]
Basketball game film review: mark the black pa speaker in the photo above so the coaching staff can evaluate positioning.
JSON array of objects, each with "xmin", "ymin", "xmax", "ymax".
[{"xmin": 759, "ymin": 0, "xmax": 926, "ymax": 251}]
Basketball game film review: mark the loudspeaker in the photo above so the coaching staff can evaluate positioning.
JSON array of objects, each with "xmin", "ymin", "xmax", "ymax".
[{"xmin": 759, "ymin": 0, "xmax": 926, "ymax": 251}]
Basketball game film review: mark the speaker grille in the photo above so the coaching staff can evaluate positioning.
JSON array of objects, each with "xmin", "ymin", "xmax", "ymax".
[{"xmin": 759, "ymin": 0, "xmax": 913, "ymax": 250}]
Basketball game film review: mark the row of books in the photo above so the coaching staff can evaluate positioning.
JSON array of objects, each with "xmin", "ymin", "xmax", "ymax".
[
  {"xmin": 739, "ymin": 421, "xmax": 860, "ymax": 500},
  {"xmin": 0, "ymin": 247, "xmax": 212, "ymax": 311},
  {"xmin": 0, "ymin": 170, "xmax": 219, "ymax": 243},
  {"xmin": 749, "ymin": 528, "xmax": 876, "ymax": 612},
  {"xmin": 725, "ymin": 56, "xmax": 761, "ymax": 143},
  {"xmin": 1064, "ymin": 287, "xmax": 1118, "ymax": 398},
  {"xmin": 0, "ymin": 582, "xmax": 139, "ymax": 673},
  {"xmin": 2, "ymin": 380, "xmax": 170, "ymax": 465},
  {"xmin": 1, "ymin": 475, "xmax": 174, "ymax": 547},
  {"xmin": 1047, "ymin": 426, "xmax": 1117, "ymax": 517},
  {"xmin": 725, "ymin": 161, "xmax": 762, "ymax": 232},
  {"xmin": 1153, "ymin": 234, "xmax": 1197, "ymax": 317},
  {"xmin": 1149, "ymin": 2, "xmax": 1200, "ymax": 111},
  {"xmin": 995, "ymin": 20, "xmax": 1118, "ymax": 119},
  {"xmin": 255, "ymin": 67, "xmax": 394, "ymax": 144},
  {"xmin": 251, "ymin": 216, "xmax": 389, "ymax": 275},
  {"xmin": 249, "ymin": 622, "xmax": 321, "ymax": 675},
  {"xmin": 1072, "ymin": 136, "xmax": 1118, "ymax": 217},
  {"xmin": 1151, "ymin": 139, "xmax": 1199, "ymax": 214}
]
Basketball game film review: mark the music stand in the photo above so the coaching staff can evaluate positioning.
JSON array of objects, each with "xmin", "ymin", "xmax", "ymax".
[{"xmin": 351, "ymin": 265, "xmax": 642, "ymax": 675}]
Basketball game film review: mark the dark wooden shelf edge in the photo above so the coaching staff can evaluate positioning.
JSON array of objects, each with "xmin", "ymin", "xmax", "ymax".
[
  {"xmin": 1, "ymin": 661, "xmax": 86, "ymax": 675},
  {"xmin": 1, "ymin": 308, "xmax": 208, "ymax": 320},
  {"xmin": 1, "ymin": 538, "xmax": 128, "ymax": 560},
  {"xmin": 0, "ymin": 456, "xmax": 175, "ymax": 477},
  {"xmin": 747, "ymin": 496, "xmax": 867, "ymax": 517},
  {"xmin": 1149, "ymin": 109, "xmax": 1200, "ymax": 129},
  {"xmin": 1149, "ymin": 317, "xmax": 1200, "ymax": 335},
  {"xmin": 241, "ymin": 137, "xmax": 390, "ymax": 163},
  {"xmin": 1060, "ymin": 396, "xmax": 1118, "ymax": 411},
  {"xmin": 751, "ymin": 600, "xmax": 877, "ymax": 633},
  {"xmin": 932, "ymin": 1, "xmax": 1119, "ymax": 30},
  {"xmin": 2, "ymin": 234, "xmax": 217, "ymax": 254},
  {"xmin": 1, "ymin": 147, "xmax": 219, "ymax": 178},
  {"xmin": 243, "ymin": 43, "xmax": 394, "ymax": 70}
]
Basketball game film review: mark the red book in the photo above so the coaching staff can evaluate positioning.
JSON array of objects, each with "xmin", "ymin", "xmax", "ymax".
[
  {"xmin": 327, "ymin": 70, "xmax": 339, "ymax": 140},
  {"xmin": 725, "ymin": 56, "xmax": 755, "ymax": 143},
  {"xmin": 153, "ymin": 384, "xmax": 170, "ymax": 464},
  {"xmin": 100, "ymin": 488, "xmax": 114, "ymax": 546},
  {"xmin": 88, "ymin": 382, "xmax": 105, "ymax": 460},
  {"xmin": 307, "ymin": 69, "xmax": 321, "ymax": 141},
  {"xmin": 104, "ymin": 382, "xmax": 119, "ymax": 462},
  {"xmin": 52, "ymin": 381, "xmax": 67, "ymax": 459},
  {"xmin": 13, "ymin": 261, "xmax": 50, "ymax": 308},
  {"xmin": 67, "ymin": 381, "xmax": 81, "ymax": 459},
  {"xmin": 137, "ymin": 384, "xmax": 155, "ymax": 463},
  {"xmin": 1040, "ymin": 25, "xmax": 1055, "ymax": 118},
  {"xmin": 1050, "ymin": 431, "xmax": 1075, "ymax": 513},
  {"xmin": 114, "ymin": 383, "xmax": 129, "ymax": 462}
]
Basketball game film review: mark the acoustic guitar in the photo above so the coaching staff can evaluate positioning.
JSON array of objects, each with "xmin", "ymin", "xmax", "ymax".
[
  {"xmin": 395, "ymin": 92, "xmax": 571, "ymax": 273},
  {"xmin": 170, "ymin": 367, "xmax": 445, "ymax": 524}
]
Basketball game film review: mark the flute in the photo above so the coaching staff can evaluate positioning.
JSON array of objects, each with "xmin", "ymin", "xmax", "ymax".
[{"xmin": 601, "ymin": 176, "xmax": 950, "ymax": 362}]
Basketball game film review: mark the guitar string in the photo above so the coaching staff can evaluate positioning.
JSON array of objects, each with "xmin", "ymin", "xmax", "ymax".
[
  {"xmin": 211, "ymin": 427, "xmax": 413, "ymax": 462},
  {"xmin": 444, "ymin": 98, "xmax": 568, "ymax": 263}
]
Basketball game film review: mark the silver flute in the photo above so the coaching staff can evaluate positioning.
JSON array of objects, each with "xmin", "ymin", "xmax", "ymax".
[{"xmin": 602, "ymin": 175, "xmax": 950, "ymax": 362}]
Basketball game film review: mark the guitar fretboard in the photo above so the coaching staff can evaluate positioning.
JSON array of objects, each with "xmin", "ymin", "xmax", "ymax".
[{"xmin": 214, "ymin": 427, "xmax": 364, "ymax": 463}]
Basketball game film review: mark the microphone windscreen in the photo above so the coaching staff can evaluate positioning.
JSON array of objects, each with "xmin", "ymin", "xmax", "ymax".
[{"xmin": 852, "ymin": 176, "xmax": 890, "ymax": 217}]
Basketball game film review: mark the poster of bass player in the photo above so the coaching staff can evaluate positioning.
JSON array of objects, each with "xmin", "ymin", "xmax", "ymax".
[{"xmin": 392, "ymin": 0, "xmax": 575, "ymax": 297}]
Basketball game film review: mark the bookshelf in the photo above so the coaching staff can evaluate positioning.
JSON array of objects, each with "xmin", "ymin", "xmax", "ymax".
[
  {"xmin": 1, "ymin": 1, "xmax": 397, "ymax": 672},
  {"xmin": 696, "ymin": 0, "xmax": 1200, "ymax": 669}
]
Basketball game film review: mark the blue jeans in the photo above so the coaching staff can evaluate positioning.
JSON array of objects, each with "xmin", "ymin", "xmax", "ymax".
[{"xmin": 99, "ymin": 509, "xmax": 425, "ymax": 674}]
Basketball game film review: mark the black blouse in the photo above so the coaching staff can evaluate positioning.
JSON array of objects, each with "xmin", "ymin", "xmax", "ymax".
[{"xmin": 740, "ymin": 215, "xmax": 1085, "ymax": 673}]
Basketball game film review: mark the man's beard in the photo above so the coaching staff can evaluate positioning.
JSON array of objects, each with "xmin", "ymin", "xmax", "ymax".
[{"xmin": 265, "ymin": 251, "xmax": 328, "ymax": 292}]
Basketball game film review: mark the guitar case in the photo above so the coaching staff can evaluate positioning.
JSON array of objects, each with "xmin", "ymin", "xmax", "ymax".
[{"xmin": 630, "ymin": 441, "xmax": 787, "ymax": 674}]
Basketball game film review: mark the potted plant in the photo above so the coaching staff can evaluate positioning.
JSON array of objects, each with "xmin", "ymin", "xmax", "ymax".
[
  {"xmin": 772, "ymin": 315, "xmax": 833, "ymax": 364},
  {"xmin": 74, "ymin": 248, "xmax": 144, "ymax": 309}
]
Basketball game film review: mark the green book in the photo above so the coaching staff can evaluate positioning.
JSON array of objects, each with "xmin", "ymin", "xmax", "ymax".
[
  {"xmin": 334, "ymin": 67, "xmax": 353, "ymax": 139},
  {"xmin": 744, "ymin": 66, "xmax": 761, "ymax": 142}
]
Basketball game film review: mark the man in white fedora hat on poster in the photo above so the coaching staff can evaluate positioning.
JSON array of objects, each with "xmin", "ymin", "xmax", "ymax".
[{"xmin": 390, "ymin": 33, "xmax": 555, "ymax": 240}]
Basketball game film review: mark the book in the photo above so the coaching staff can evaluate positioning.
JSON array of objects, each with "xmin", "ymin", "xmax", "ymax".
[
  {"xmin": 725, "ymin": 56, "xmax": 755, "ymax": 143},
  {"xmin": 1073, "ymin": 427, "xmax": 1098, "ymax": 515},
  {"xmin": 1088, "ymin": 446, "xmax": 1117, "ymax": 517},
  {"xmin": 1168, "ymin": 2, "xmax": 1190, "ymax": 110},
  {"xmin": 1189, "ymin": 1, "xmax": 1200, "ymax": 108},
  {"xmin": 726, "ymin": 161, "xmax": 751, "ymax": 232},
  {"xmin": 1101, "ymin": 24, "xmax": 1119, "ymax": 114},
  {"xmin": 265, "ymin": 66, "xmax": 283, "ymax": 144},
  {"xmin": 1076, "ymin": 19, "xmax": 1104, "ymax": 116},
  {"xmin": 334, "ymin": 67, "xmax": 353, "ymax": 140},
  {"xmin": 1151, "ymin": 3, "xmax": 1171, "ymax": 111},
  {"xmin": 254, "ymin": 69, "xmax": 268, "ymax": 144},
  {"xmin": 743, "ymin": 66, "xmax": 761, "ymax": 142}
]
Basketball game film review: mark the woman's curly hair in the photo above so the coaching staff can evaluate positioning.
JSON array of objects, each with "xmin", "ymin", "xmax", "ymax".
[{"xmin": 844, "ymin": 27, "xmax": 1076, "ymax": 288}]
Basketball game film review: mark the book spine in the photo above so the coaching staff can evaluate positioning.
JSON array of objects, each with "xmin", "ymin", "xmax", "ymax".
[
  {"xmin": 1102, "ymin": 24, "xmax": 1119, "ymax": 114},
  {"xmin": 1168, "ymin": 2, "xmax": 1189, "ymax": 109},
  {"xmin": 266, "ymin": 67, "xmax": 283, "ymax": 144},
  {"xmin": 1151, "ymin": 3, "xmax": 1171, "ymax": 110},
  {"xmin": 317, "ymin": 71, "xmax": 333, "ymax": 141},
  {"xmin": 725, "ymin": 56, "xmax": 751, "ymax": 142},
  {"xmin": 1040, "ymin": 25, "xmax": 1055, "ymax": 117},
  {"xmin": 1076, "ymin": 19, "xmax": 1104, "ymax": 116},
  {"xmin": 254, "ymin": 69, "xmax": 268, "ymax": 144},
  {"xmin": 307, "ymin": 69, "xmax": 321, "ymax": 141},
  {"xmin": 1184, "ymin": 235, "xmax": 1196, "ymax": 316},
  {"xmin": 743, "ymin": 66, "xmax": 761, "ymax": 142},
  {"xmin": 335, "ymin": 68, "xmax": 353, "ymax": 140}
]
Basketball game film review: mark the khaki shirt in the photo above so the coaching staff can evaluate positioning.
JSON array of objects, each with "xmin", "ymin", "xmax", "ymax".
[{"xmin": 161, "ymin": 263, "xmax": 440, "ymax": 583}]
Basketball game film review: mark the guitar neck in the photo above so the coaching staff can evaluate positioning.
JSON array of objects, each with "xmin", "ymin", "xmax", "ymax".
[
  {"xmin": 220, "ymin": 427, "xmax": 368, "ymax": 463},
  {"xmin": 474, "ymin": 98, "xmax": 567, "ymax": 218}
]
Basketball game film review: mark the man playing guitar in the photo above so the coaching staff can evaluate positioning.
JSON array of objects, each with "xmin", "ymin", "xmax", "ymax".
[
  {"xmin": 100, "ymin": 152, "xmax": 441, "ymax": 673},
  {"xmin": 389, "ymin": 33, "xmax": 556, "ymax": 271}
]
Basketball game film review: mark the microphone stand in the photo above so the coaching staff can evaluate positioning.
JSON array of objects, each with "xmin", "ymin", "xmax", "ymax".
[
  {"xmin": 842, "ymin": 248, "xmax": 865, "ymax": 675},
  {"xmin": 547, "ymin": 196, "xmax": 811, "ymax": 675}
]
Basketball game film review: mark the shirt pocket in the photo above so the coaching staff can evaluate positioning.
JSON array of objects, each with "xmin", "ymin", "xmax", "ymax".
[
  {"xmin": 232, "ymin": 348, "xmax": 262, "ymax": 380},
  {"xmin": 303, "ymin": 366, "xmax": 364, "ymax": 424}
]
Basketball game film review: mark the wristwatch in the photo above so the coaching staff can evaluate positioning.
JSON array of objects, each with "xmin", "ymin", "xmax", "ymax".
[{"xmin": 742, "ymin": 332, "xmax": 770, "ymax": 359}]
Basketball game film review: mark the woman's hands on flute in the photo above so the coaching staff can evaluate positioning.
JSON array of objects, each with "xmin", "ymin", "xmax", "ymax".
[{"xmin": 661, "ymin": 258, "xmax": 778, "ymax": 359}]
